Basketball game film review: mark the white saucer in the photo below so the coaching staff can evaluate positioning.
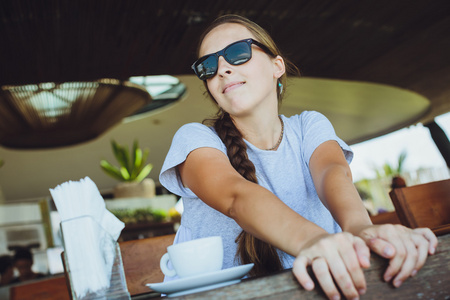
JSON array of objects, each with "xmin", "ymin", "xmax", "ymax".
[
  {"xmin": 147, "ymin": 263, "xmax": 254, "ymax": 296},
  {"xmin": 168, "ymin": 279, "xmax": 240, "ymax": 297}
]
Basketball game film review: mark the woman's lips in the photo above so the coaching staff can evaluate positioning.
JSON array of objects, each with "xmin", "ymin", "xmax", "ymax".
[{"xmin": 223, "ymin": 81, "xmax": 245, "ymax": 93}]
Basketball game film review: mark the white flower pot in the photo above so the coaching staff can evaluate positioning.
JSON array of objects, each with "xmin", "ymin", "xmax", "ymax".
[{"xmin": 113, "ymin": 178, "xmax": 156, "ymax": 199}]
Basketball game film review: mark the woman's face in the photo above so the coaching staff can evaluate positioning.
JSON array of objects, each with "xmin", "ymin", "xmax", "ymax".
[{"xmin": 199, "ymin": 23, "xmax": 284, "ymax": 118}]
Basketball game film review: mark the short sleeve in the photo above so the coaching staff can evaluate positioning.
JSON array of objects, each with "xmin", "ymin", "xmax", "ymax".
[
  {"xmin": 298, "ymin": 111, "xmax": 353, "ymax": 166},
  {"xmin": 159, "ymin": 123, "xmax": 227, "ymax": 197}
]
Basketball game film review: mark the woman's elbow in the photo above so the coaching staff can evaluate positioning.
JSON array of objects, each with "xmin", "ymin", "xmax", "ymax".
[
  {"xmin": 226, "ymin": 193, "xmax": 240, "ymax": 219},
  {"xmin": 224, "ymin": 183, "xmax": 252, "ymax": 221}
]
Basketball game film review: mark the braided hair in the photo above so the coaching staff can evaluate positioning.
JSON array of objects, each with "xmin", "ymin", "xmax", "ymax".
[
  {"xmin": 210, "ymin": 111, "xmax": 283, "ymax": 276},
  {"xmin": 198, "ymin": 15, "xmax": 299, "ymax": 276}
]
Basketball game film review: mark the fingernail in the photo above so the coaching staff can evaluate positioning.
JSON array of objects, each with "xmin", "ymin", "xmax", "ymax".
[
  {"xmin": 363, "ymin": 256, "xmax": 370, "ymax": 266},
  {"xmin": 411, "ymin": 269, "xmax": 418, "ymax": 277},
  {"xmin": 332, "ymin": 295, "xmax": 340, "ymax": 300},
  {"xmin": 384, "ymin": 275, "xmax": 392, "ymax": 282},
  {"xmin": 359, "ymin": 289, "xmax": 366, "ymax": 295},
  {"xmin": 304, "ymin": 281, "xmax": 314, "ymax": 290},
  {"xmin": 430, "ymin": 247, "xmax": 435, "ymax": 255},
  {"xmin": 394, "ymin": 279, "xmax": 402, "ymax": 287},
  {"xmin": 383, "ymin": 247, "xmax": 394, "ymax": 256}
]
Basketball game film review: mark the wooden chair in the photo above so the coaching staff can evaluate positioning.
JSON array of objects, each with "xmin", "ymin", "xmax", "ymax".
[
  {"xmin": 370, "ymin": 211, "xmax": 401, "ymax": 225},
  {"xmin": 9, "ymin": 275, "xmax": 71, "ymax": 300},
  {"xmin": 389, "ymin": 179, "xmax": 450, "ymax": 235},
  {"xmin": 120, "ymin": 233, "xmax": 175, "ymax": 296},
  {"xmin": 62, "ymin": 233, "xmax": 175, "ymax": 298}
]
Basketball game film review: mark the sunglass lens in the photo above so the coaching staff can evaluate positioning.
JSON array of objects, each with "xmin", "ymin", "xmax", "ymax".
[
  {"xmin": 195, "ymin": 55, "xmax": 218, "ymax": 80},
  {"xmin": 193, "ymin": 40, "xmax": 253, "ymax": 80},
  {"xmin": 225, "ymin": 42, "xmax": 251, "ymax": 65}
]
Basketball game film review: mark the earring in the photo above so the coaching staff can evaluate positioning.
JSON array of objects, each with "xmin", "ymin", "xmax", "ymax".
[{"xmin": 278, "ymin": 81, "xmax": 283, "ymax": 94}]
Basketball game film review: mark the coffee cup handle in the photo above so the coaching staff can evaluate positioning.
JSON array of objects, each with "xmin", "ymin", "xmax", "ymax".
[{"xmin": 160, "ymin": 253, "xmax": 177, "ymax": 277}]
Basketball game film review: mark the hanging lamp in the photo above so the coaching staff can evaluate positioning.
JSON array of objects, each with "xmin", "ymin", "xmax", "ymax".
[{"xmin": 0, "ymin": 79, "xmax": 152, "ymax": 149}]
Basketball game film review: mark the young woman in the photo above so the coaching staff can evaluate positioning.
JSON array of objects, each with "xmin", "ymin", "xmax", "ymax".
[{"xmin": 159, "ymin": 14, "xmax": 438, "ymax": 299}]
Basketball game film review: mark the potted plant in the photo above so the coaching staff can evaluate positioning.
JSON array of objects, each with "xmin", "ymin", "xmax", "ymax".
[
  {"xmin": 375, "ymin": 151, "xmax": 408, "ymax": 189},
  {"xmin": 100, "ymin": 140, "xmax": 156, "ymax": 199}
]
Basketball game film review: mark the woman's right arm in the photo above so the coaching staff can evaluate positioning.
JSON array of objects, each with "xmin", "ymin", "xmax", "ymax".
[
  {"xmin": 178, "ymin": 147, "xmax": 369, "ymax": 300},
  {"xmin": 178, "ymin": 147, "xmax": 324, "ymax": 255}
]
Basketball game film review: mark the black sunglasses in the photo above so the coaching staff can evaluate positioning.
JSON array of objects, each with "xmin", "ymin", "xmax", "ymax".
[{"xmin": 191, "ymin": 38, "xmax": 273, "ymax": 80}]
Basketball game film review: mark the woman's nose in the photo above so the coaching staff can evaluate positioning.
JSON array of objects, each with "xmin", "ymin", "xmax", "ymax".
[{"xmin": 217, "ymin": 56, "xmax": 233, "ymax": 77}]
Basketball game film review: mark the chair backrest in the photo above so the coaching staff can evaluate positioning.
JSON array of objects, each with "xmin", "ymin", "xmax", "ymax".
[
  {"xmin": 9, "ymin": 275, "xmax": 71, "ymax": 300},
  {"xmin": 389, "ymin": 179, "xmax": 450, "ymax": 235},
  {"xmin": 120, "ymin": 233, "xmax": 175, "ymax": 296},
  {"xmin": 370, "ymin": 211, "xmax": 401, "ymax": 225}
]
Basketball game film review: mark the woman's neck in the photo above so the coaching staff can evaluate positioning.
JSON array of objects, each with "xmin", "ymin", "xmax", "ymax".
[{"xmin": 232, "ymin": 113, "xmax": 283, "ymax": 150}]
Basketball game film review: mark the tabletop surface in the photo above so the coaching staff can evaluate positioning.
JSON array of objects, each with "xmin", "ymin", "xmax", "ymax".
[{"xmin": 137, "ymin": 233, "xmax": 450, "ymax": 300}]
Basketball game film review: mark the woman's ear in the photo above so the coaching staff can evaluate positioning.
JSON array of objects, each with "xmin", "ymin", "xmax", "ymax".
[{"xmin": 273, "ymin": 55, "xmax": 286, "ymax": 79}]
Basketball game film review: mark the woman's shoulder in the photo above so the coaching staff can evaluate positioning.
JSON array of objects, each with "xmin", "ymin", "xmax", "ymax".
[
  {"xmin": 283, "ymin": 111, "xmax": 326, "ymax": 121},
  {"xmin": 174, "ymin": 122, "xmax": 216, "ymax": 138},
  {"xmin": 282, "ymin": 111, "xmax": 329, "ymax": 127},
  {"xmin": 177, "ymin": 122, "xmax": 211, "ymax": 132},
  {"xmin": 171, "ymin": 122, "xmax": 223, "ymax": 149}
]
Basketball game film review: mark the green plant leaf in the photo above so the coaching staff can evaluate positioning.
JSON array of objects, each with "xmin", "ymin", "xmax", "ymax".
[
  {"xmin": 374, "ymin": 168, "xmax": 382, "ymax": 178},
  {"xmin": 383, "ymin": 163, "xmax": 394, "ymax": 177},
  {"xmin": 120, "ymin": 166, "xmax": 131, "ymax": 180},
  {"xmin": 100, "ymin": 160, "xmax": 125, "ymax": 181},
  {"xmin": 396, "ymin": 151, "xmax": 407, "ymax": 174},
  {"xmin": 112, "ymin": 140, "xmax": 130, "ymax": 171},
  {"xmin": 135, "ymin": 148, "xmax": 149, "ymax": 174},
  {"xmin": 130, "ymin": 140, "xmax": 139, "ymax": 178},
  {"xmin": 132, "ymin": 147, "xmax": 150, "ymax": 181},
  {"xmin": 134, "ymin": 163, "xmax": 153, "ymax": 182},
  {"xmin": 100, "ymin": 139, "xmax": 152, "ymax": 182},
  {"xmin": 131, "ymin": 148, "xmax": 143, "ymax": 179}
]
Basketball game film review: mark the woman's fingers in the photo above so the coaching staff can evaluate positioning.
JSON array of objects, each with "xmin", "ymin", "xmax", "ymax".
[
  {"xmin": 365, "ymin": 237, "xmax": 396, "ymax": 259},
  {"xmin": 312, "ymin": 257, "xmax": 342, "ymax": 300},
  {"xmin": 412, "ymin": 227, "xmax": 438, "ymax": 255},
  {"xmin": 292, "ymin": 256, "xmax": 315, "ymax": 291},
  {"xmin": 293, "ymin": 233, "xmax": 369, "ymax": 299},
  {"xmin": 401, "ymin": 228, "xmax": 437, "ymax": 278},
  {"xmin": 354, "ymin": 237, "xmax": 371, "ymax": 269},
  {"xmin": 293, "ymin": 225, "xmax": 438, "ymax": 299},
  {"xmin": 334, "ymin": 235, "xmax": 367, "ymax": 297},
  {"xmin": 388, "ymin": 232, "xmax": 417, "ymax": 287},
  {"xmin": 363, "ymin": 225, "xmax": 408, "ymax": 281},
  {"xmin": 360, "ymin": 224, "xmax": 438, "ymax": 286},
  {"xmin": 372, "ymin": 225, "xmax": 410, "ymax": 283},
  {"xmin": 409, "ymin": 233, "xmax": 429, "ymax": 276},
  {"xmin": 293, "ymin": 254, "xmax": 344, "ymax": 300},
  {"xmin": 328, "ymin": 253, "xmax": 365, "ymax": 299}
]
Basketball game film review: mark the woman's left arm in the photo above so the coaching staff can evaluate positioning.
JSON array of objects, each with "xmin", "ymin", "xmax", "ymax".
[{"xmin": 309, "ymin": 140, "xmax": 438, "ymax": 287}]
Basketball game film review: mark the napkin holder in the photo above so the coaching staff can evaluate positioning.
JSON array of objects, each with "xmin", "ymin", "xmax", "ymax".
[{"xmin": 61, "ymin": 215, "xmax": 130, "ymax": 300}]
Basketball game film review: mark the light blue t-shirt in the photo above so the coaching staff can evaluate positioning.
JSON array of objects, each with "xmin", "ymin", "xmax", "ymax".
[{"xmin": 159, "ymin": 111, "xmax": 353, "ymax": 272}]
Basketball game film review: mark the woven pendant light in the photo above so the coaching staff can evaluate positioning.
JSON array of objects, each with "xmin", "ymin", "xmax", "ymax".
[{"xmin": 0, "ymin": 79, "xmax": 152, "ymax": 149}]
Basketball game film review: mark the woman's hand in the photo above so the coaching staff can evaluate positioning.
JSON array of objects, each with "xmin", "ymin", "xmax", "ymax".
[
  {"xmin": 356, "ymin": 224, "xmax": 438, "ymax": 288},
  {"xmin": 292, "ymin": 232, "xmax": 370, "ymax": 300}
]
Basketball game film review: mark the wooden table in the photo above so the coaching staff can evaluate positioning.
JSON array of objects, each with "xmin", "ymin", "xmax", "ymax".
[{"xmin": 138, "ymin": 233, "xmax": 450, "ymax": 299}]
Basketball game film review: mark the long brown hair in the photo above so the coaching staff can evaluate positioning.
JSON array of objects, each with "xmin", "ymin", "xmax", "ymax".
[{"xmin": 197, "ymin": 14, "xmax": 298, "ymax": 276}]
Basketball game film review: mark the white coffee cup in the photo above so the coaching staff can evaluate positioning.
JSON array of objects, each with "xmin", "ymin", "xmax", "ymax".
[{"xmin": 160, "ymin": 236, "xmax": 223, "ymax": 278}]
